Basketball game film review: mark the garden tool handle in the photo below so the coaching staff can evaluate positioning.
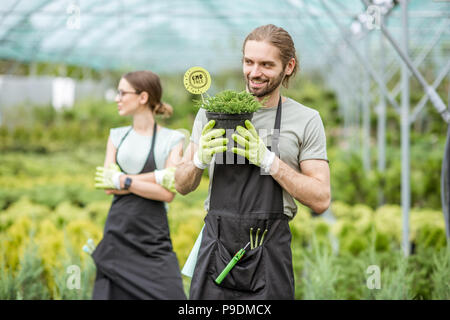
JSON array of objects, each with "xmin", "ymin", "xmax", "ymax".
[{"xmin": 215, "ymin": 242, "xmax": 250, "ymax": 285}]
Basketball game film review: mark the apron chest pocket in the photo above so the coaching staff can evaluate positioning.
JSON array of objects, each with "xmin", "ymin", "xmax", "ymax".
[{"xmin": 208, "ymin": 240, "xmax": 266, "ymax": 292}]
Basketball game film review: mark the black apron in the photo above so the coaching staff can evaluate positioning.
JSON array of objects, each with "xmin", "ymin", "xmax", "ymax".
[
  {"xmin": 92, "ymin": 122, "xmax": 186, "ymax": 300},
  {"xmin": 189, "ymin": 97, "xmax": 295, "ymax": 300}
]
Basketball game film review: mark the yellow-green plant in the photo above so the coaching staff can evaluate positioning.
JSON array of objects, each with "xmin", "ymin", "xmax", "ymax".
[{"xmin": 195, "ymin": 90, "xmax": 262, "ymax": 114}]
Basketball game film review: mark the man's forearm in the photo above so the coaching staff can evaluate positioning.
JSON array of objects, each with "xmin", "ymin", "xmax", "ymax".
[
  {"xmin": 270, "ymin": 157, "xmax": 330, "ymax": 214},
  {"xmin": 175, "ymin": 159, "xmax": 204, "ymax": 195}
]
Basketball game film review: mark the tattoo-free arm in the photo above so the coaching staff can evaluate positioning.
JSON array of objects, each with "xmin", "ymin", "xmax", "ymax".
[
  {"xmin": 270, "ymin": 157, "xmax": 331, "ymax": 214},
  {"xmin": 174, "ymin": 142, "xmax": 204, "ymax": 195}
]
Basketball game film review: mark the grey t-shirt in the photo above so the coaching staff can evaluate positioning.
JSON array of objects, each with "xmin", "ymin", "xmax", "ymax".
[
  {"xmin": 190, "ymin": 97, "xmax": 328, "ymax": 219},
  {"xmin": 110, "ymin": 126, "xmax": 185, "ymax": 174}
]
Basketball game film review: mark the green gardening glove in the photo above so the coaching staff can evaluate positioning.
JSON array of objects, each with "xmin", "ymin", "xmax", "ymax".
[
  {"xmin": 94, "ymin": 163, "xmax": 123, "ymax": 189},
  {"xmin": 231, "ymin": 120, "xmax": 276, "ymax": 173},
  {"xmin": 193, "ymin": 120, "xmax": 228, "ymax": 169},
  {"xmin": 154, "ymin": 167, "xmax": 176, "ymax": 193}
]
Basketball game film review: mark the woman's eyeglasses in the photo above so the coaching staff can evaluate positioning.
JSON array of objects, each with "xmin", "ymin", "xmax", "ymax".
[{"xmin": 116, "ymin": 90, "xmax": 140, "ymax": 99}]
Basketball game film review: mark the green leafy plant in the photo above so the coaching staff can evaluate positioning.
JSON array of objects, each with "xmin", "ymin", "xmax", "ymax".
[
  {"xmin": 194, "ymin": 90, "xmax": 262, "ymax": 114},
  {"xmin": 301, "ymin": 234, "xmax": 340, "ymax": 300},
  {"xmin": 431, "ymin": 247, "xmax": 450, "ymax": 299}
]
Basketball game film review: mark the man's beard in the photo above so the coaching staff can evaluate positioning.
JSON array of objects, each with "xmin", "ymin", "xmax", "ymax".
[{"xmin": 246, "ymin": 70, "xmax": 285, "ymax": 98}]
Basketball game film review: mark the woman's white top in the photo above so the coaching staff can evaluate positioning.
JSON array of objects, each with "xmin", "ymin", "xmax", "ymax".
[{"xmin": 110, "ymin": 125, "xmax": 185, "ymax": 174}]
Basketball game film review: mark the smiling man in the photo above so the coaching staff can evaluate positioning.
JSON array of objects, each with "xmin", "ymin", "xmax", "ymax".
[{"xmin": 175, "ymin": 24, "xmax": 330, "ymax": 299}]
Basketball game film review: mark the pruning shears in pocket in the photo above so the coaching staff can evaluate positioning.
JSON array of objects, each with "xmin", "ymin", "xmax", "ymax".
[
  {"xmin": 214, "ymin": 226, "xmax": 269, "ymax": 285},
  {"xmin": 215, "ymin": 242, "xmax": 250, "ymax": 285},
  {"xmin": 249, "ymin": 227, "xmax": 268, "ymax": 250}
]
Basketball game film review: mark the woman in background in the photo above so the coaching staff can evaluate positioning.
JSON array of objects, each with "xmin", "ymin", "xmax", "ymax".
[{"xmin": 92, "ymin": 70, "xmax": 186, "ymax": 300}]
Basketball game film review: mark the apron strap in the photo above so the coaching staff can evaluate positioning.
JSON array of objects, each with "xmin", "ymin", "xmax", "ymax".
[
  {"xmin": 139, "ymin": 121, "xmax": 158, "ymax": 173},
  {"xmin": 271, "ymin": 96, "xmax": 282, "ymax": 157},
  {"xmin": 150, "ymin": 121, "xmax": 157, "ymax": 154},
  {"xmin": 115, "ymin": 127, "xmax": 133, "ymax": 172}
]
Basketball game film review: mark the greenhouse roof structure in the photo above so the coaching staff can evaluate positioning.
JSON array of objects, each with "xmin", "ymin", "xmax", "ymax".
[{"xmin": 0, "ymin": 0, "xmax": 449, "ymax": 74}]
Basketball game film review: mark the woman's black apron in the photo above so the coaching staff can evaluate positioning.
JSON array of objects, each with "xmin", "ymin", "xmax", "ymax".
[
  {"xmin": 189, "ymin": 97, "xmax": 295, "ymax": 300},
  {"xmin": 92, "ymin": 122, "xmax": 186, "ymax": 300}
]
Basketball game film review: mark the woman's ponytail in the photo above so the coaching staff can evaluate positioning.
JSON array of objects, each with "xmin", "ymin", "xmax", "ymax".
[{"xmin": 153, "ymin": 102, "xmax": 173, "ymax": 118}]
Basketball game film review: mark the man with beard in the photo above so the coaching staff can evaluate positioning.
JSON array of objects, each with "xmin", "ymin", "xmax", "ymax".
[{"xmin": 175, "ymin": 24, "xmax": 330, "ymax": 299}]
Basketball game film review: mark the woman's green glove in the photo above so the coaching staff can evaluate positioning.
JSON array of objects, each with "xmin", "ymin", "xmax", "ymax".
[
  {"xmin": 94, "ymin": 163, "xmax": 123, "ymax": 189},
  {"xmin": 231, "ymin": 120, "xmax": 275, "ymax": 173},
  {"xmin": 154, "ymin": 167, "xmax": 176, "ymax": 193},
  {"xmin": 193, "ymin": 120, "xmax": 228, "ymax": 169}
]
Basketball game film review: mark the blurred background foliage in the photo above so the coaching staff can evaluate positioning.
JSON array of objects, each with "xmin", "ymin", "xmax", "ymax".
[{"xmin": 0, "ymin": 69, "xmax": 448, "ymax": 299}]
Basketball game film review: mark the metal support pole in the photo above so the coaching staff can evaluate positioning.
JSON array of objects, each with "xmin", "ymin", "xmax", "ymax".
[
  {"xmin": 363, "ymin": 36, "xmax": 371, "ymax": 171},
  {"xmin": 383, "ymin": 18, "xmax": 447, "ymax": 88},
  {"xmin": 410, "ymin": 60, "xmax": 450, "ymax": 123},
  {"xmin": 444, "ymin": 78, "xmax": 450, "ymax": 243},
  {"xmin": 319, "ymin": 0, "xmax": 401, "ymax": 114},
  {"xmin": 400, "ymin": 0, "xmax": 410, "ymax": 257},
  {"xmin": 361, "ymin": 0, "xmax": 449, "ymax": 123},
  {"xmin": 377, "ymin": 14, "xmax": 387, "ymax": 205},
  {"xmin": 344, "ymin": 46, "xmax": 361, "ymax": 152},
  {"xmin": 389, "ymin": 20, "xmax": 449, "ymax": 99}
]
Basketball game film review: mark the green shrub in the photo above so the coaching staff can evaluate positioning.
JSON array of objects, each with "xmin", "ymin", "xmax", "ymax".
[
  {"xmin": 375, "ymin": 254, "xmax": 415, "ymax": 300},
  {"xmin": 195, "ymin": 90, "xmax": 262, "ymax": 114},
  {"xmin": 0, "ymin": 197, "xmax": 51, "ymax": 231},
  {"xmin": 301, "ymin": 235, "xmax": 340, "ymax": 300},
  {"xmin": 431, "ymin": 247, "xmax": 450, "ymax": 299},
  {"xmin": 0, "ymin": 242, "xmax": 51, "ymax": 300}
]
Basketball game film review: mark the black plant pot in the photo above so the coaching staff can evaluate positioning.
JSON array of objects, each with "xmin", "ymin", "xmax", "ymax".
[
  {"xmin": 206, "ymin": 111, "xmax": 253, "ymax": 164},
  {"xmin": 205, "ymin": 111, "xmax": 254, "ymax": 130},
  {"xmin": 205, "ymin": 111, "xmax": 254, "ymax": 159}
]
